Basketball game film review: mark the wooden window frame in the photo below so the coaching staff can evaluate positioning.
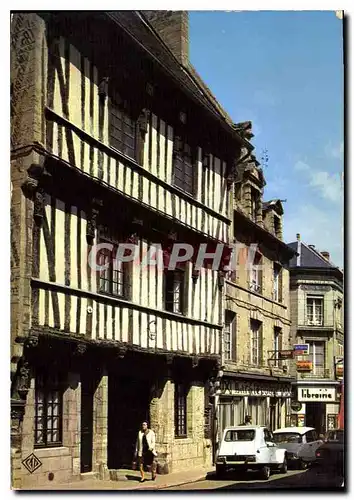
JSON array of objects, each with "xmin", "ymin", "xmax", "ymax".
[
  {"xmin": 250, "ymin": 319, "xmax": 262, "ymax": 366},
  {"xmin": 249, "ymin": 252, "xmax": 262, "ymax": 294},
  {"xmin": 109, "ymin": 96, "xmax": 137, "ymax": 160},
  {"xmin": 97, "ymin": 229, "xmax": 131, "ymax": 300},
  {"xmin": 306, "ymin": 296, "xmax": 324, "ymax": 326},
  {"xmin": 306, "ymin": 340, "xmax": 325, "ymax": 376},
  {"xmin": 172, "ymin": 138, "xmax": 196, "ymax": 196},
  {"xmin": 175, "ymin": 383, "xmax": 188, "ymax": 438},
  {"xmin": 164, "ymin": 267, "xmax": 186, "ymax": 314},
  {"xmin": 274, "ymin": 326, "xmax": 283, "ymax": 368},
  {"xmin": 34, "ymin": 372, "xmax": 63, "ymax": 448},
  {"xmin": 224, "ymin": 311, "xmax": 236, "ymax": 361}
]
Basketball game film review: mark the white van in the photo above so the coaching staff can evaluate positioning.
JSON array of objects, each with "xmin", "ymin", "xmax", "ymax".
[{"xmin": 215, "ymin": 426, "xmax": 288, "ymax": 480}]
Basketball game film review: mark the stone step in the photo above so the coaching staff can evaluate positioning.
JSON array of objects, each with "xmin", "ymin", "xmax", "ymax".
[{"xmin": 80, "ymin": 472, "xmax": 99, "ymax": 482}]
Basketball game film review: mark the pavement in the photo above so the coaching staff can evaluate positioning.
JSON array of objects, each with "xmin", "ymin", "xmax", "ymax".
[{"xmin": 34, "ymin": 466, "xmax": 214, "ymax": 491}]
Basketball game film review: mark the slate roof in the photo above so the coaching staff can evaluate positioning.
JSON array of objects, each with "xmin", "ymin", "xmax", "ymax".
[
  {"xmin": 288, "ymin": 241, "xmax": 337, "ymax": 269},
  {"xmin": 105, "ymin": 11, "xmax": 252, "ymax": 149}
]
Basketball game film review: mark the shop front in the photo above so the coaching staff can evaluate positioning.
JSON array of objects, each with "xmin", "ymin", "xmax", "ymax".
[
  {"xmin": 290, "ymin": 382, "xmax": 341, "ymax": 434},
  {"xmin": 216, "ymin": 374, "xmax": 292, "ymax": 441}
]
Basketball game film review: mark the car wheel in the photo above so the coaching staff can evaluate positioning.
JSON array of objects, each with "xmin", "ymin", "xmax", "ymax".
[
  {"xmin": 279, "ymin": 457, "xmax": 288, "ymax": 474},
  {"xmin": 215, "ymin": 465, "xmax": 226, "ymax": 478},
  {"xmin": 299, "ymin": 459, "xmax": 308, "ymax": 470},
  {"xmin": 259, "ymin": 466, "xmax": 271, "ymax": 480}
]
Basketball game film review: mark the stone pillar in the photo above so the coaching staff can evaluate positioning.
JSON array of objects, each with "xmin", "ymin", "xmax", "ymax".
[
  {"xmin": 92, "ymin": 369, "xmax": 109, "ymax": 479},
  {"xmin": 11, "ymin": 11, "xmax": 48, "ymax": 386},
  {"xmin": 62, "ymin": 372, "xmax": 81, "ymax": 478},
  {"xmin": 149, "ymin": 377, "xmax": 174, "ymax": 474}
]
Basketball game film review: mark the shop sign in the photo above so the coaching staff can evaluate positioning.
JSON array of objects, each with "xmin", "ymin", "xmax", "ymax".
[
  {"xmin": 336, "ymin": 365, "xmax": 344, "ymax": 378},
  {"xmin": 296, "ymin": 361, "xmax": 312, "ymax": 371},
  {"xmin": 279, "ymin": 350, "xmax": 294, "ymax": 360},
  {"xmin": 294, "ymin": 344, "xmax": 309, "ymax": 355},
  {"xmin": 298, "ymin": 387, "xmax": 336, "ymax": 402},
  {"xmin": 291, "ymin": 401, "xmax": 302, "ymax": 412},
  {"xmin": 219, "ymin": 379, "xmax": 291, "ymax": 398}
]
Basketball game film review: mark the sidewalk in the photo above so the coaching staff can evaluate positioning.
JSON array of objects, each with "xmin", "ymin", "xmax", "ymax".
[{"xmin": 35, "ymin": 467, "xmax": 214, "ymax": 491}]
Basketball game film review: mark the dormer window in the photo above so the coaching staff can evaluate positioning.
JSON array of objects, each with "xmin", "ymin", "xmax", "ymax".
[{"xmin": 274, "ymin": 215, "xmax": 281, "ymax": 238}]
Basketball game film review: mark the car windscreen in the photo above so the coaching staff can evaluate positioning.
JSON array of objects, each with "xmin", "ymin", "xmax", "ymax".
[
  {"xmin": 326, "ymin": 430, "xmax": 344, "ymax": 443},
  {"xmin": 224, "ymin": 430, "xmax": 255, "ymax": 442},
  {"xmin": 273, "ymin": 432, "xmax": 302, "ymax": 444}
]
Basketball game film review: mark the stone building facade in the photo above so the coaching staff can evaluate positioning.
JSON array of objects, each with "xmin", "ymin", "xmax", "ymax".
[
  {"xmin": 10, "ymin": 11, "xmax": 252, "ymax": 488},
  {"xmin": 215, "ymin": 141, "xmax": 296, "ymax": 442},
  {"xmin": 287, "ymin": 236, "xmax": 344, "ymax": 434}
]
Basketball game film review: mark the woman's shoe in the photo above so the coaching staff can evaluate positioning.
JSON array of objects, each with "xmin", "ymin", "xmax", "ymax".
[{"xmin": 140, "ymin": 478, "xmax": 145, "ymax": 483}]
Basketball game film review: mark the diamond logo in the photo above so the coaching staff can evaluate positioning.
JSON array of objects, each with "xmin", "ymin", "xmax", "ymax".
[{"xmin": 22, "ymin": 453, "xmax": 42, "ymax": 474}]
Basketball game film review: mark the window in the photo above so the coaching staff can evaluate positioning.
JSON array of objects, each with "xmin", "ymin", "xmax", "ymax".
[
  {"xmin": 249, "ymin": 252, "xmax": 262, "ymax": 293},
  {"xmin": 274, "ymin": 215, "xmax": 281, "ymax": 237},
  {"xmin": 98, "ymin": 241, "xmax": 127, "ymax": 298},
  {"xmin": 175, "ymin": 383, "xmax": 188, "ymax": 437},
  {"xmin": 307, "ymin": 297, "xmax": 324, "ymax": 326},
  {"xmin": 274, "ymin": 327, "xmax": 282, "ymax": 367},
  {"xmin": 248, "ymin": 397, "xmax": 267, "ymax": 425},
  {"xmin": 273, "ymin": 263, "xmax": 282, "ymax": 302},
  {"xmin": 109, "ymin": 98, "xmax": 136, "ymax": 159},
  {"xmin": 250, "ymin": 319, "xmax": 262, "ymax": 366},
  {"xmin": 225, "ymin": 429, "xmax": 255, "ymax": 442},
  {"xmin": 34, "ymin": 372, "xmax": 62, "ymax": 447},
  {"xmin": 264, "ymin": 429, "xmax": 274, "ymax": 443},
  {"xmin": 273, "ymin": 432, "xmax": 302, "ymax": 444},
  {"xmin": 307, "ymin": 340, "xmax": 325, "ymax": 376},
  {"xmin": 164, "ymin": 268, "xmax": 185, "ymax": 314},
  {"xmin": 224, "ymin": 311, "xmax": 236, "ymax": 361},
  {"xmin": 338, "ymin": 344, "xmax": 344, "ymax": 357},
  {"xmin": 173, "ymin": 139, "xmax": 195, "ymax": 195},
  {"xmin": 305, "ymin": 430, "xmax": 317, "ymax": 443},
  {"xmin": 250, "ymin": 188, "xmax": 258, "ymax": 222},
  {"xmin": 219, "ymin": 397, "xmax": 245, "ymax": 433}
]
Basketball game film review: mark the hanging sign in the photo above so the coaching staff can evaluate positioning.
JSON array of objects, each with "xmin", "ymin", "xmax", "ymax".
[
  {"xmin": 296, "ymin": 361, "xmax": 312, "ymax": 371},
  {"xmin": 279, "ymin": 350, "xmax": 294, "ymax": 359},
  {"xmin": 336, "ymin": 365, "xmax": 344, "ymax": 379},
  {"xmin": 294, "ymin": 344, "xmax": 309, "ymax": 355}
]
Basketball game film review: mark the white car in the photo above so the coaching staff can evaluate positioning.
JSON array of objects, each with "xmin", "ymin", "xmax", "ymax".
[
  {"xmin": 216, "ymin": 426, "xmax": 288, "ymax": 480},
  {"xmin": 273, "ymin": 427, "xmax": 323, "ymax": 469}
]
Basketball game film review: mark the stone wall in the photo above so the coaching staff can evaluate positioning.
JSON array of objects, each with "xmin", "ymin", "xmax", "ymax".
[
  {"xmin": 150, "ymin": 379, "xmax": 212, "ymax": 474},
  {"xmin": 18, "ymin": 372, "xmax": 81, "ymax": 489}
]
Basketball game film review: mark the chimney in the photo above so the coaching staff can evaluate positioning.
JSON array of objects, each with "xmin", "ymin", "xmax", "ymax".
[
  {"xmin": 143, "ymin": 11, "xmax": 189, "ymax": 66},
  {"xmin": 296, "ymin": 233, "xmax": 301, "ymax": 241},
  {"xmin": 321, "ymin": 251, "xmax": 330, "ymax": 261}
]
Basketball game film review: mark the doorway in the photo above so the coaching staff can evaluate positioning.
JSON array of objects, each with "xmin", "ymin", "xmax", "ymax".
[
  {"xmin": 80, "ymin": 372, "xmax": 95, "ymax": 473},
  {"xmin": 107, "ymin": 374, "xmax": 151, "ymax": 469},
  {"xmin": 306, "ymin": 402, "xmax": 326, "ymax": 434}
]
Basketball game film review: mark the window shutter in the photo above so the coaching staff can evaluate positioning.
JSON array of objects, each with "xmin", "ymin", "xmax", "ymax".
[
  {"xmin": 259, "ymin": 322, "xmax": 263, "ymax": 366},
  {"xmin": 279, "ymin": 267, "xmax": 283, "ymax": 302},
  {"xmin": 259, "ymin": 260, "xmax": 263, "ymax": 294},
  {"xmin": 232, "ymin": 314, "xmax": 237, "ymax": 362}
]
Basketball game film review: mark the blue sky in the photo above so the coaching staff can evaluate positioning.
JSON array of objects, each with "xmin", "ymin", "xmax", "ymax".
[{"xmin": 189, "ymin": 10, "xmax": 344, "ymax": 267}]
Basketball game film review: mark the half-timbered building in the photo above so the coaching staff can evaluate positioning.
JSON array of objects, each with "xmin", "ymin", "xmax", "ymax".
[{"xmin": 10, "ymin": 11, "xmax": 251, "ymax": 487}]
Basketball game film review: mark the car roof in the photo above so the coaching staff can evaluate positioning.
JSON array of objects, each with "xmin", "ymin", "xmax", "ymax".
[
  {"xmin": 224, "ymin": 426, "xmax": 265, "ymax": 431},
  {"xmin": 273, "ymin": 427, "xmax": 314, "ymax": 434}
]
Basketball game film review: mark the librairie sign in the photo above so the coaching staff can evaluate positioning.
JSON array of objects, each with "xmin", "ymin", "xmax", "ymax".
[
  {"xmin": 298, "ymin": 387, "xmax": 336, "ymax": 402},
  {"xmin": 294, "ymin": 344, "xmax": 309, "ymax": 355}
]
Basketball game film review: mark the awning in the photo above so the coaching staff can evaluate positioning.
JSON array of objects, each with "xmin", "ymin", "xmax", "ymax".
[{"xmin": 223, "ymin": 371, "xmax": 294, "ymax": 384}]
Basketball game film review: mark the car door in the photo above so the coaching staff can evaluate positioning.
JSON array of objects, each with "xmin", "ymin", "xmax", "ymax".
[
  {"xmin": 264, "ymin": 428, "xmax": 277, "ymax": 463},
  {"xmin": 303, "ymin": 430, "xmax": 321, "ymax": 461}
]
